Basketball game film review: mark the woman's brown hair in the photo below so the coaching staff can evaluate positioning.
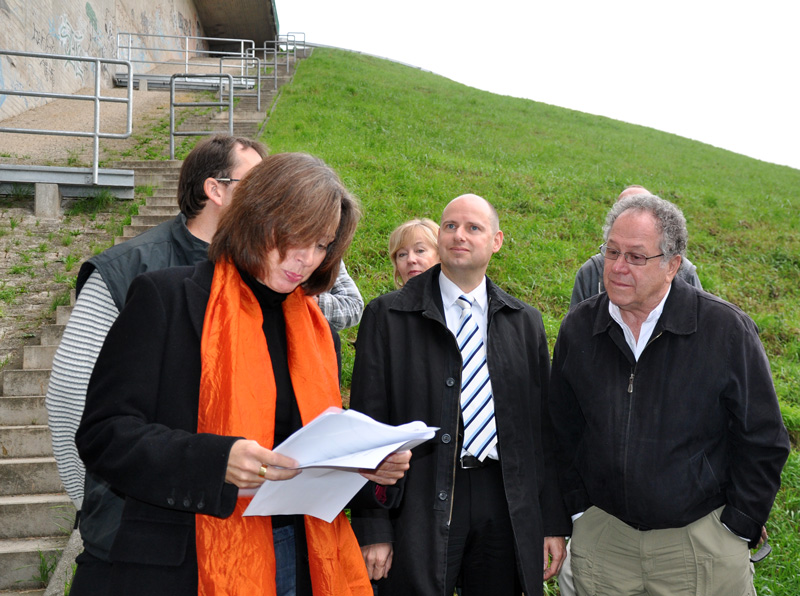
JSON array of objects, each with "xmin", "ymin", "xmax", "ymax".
[{"xmin": 208, "ymin": 153, "xmax": 360, "ymax": 295}]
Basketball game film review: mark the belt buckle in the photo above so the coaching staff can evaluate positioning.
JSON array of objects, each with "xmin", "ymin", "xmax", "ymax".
[{"xmin": 460, "ymin": 455, "xmax": 482, "ymax": 469}]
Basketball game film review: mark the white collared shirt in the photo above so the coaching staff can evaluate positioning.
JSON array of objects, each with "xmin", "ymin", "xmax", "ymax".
[
  {"xmin": 609, "ymin": 286, "xmax": 671, "ymax": 360},
  {"xmin": 439, "ymin": 271, "xmax": 489, "ymax": 342},
  {"xmin": 439, "ymin": 271, "xmax": 498, "ymax": 460}
]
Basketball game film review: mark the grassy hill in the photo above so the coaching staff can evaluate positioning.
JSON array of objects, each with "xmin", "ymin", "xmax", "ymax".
[{"xmin": 262, "ymin": 48, "xmax": 799, "ymax": 593}]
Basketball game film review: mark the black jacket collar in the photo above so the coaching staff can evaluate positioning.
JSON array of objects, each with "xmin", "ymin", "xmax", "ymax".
[
  {"xmin": 387, "ymin": 264, "xmax": 524, "ymax": 324},
  {"xmin": 592, "ymin": 275, "xmax": 699, "ymax": 339}
]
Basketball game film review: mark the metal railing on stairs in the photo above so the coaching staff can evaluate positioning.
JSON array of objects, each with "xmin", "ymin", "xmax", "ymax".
[
  {"xmin": 116, "ymin": 32, "xmax": 255, "ymax": 76},
  {"xmin": 259, "ymin": 34, "xmax": 298, "ymax": 74},
  {"xmin": 286, "ymin": 32, "xmax": 307, "ymax": 57},
  {"xmin": 169, "ymin": 73, "xmax": 234, "ymax": 159},
  {"xmin": 0, "ymin": 49, "xmax": 133, "ymax": 185}
]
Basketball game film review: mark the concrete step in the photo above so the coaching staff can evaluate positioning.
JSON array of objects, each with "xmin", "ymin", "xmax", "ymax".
[
  {"xmin": 0, "ymin": 398, "xmax": 47, "ymax": 427},
  {"xmin": 138, "ymin": 205, "xmax": 179, "ymax": 216},
  {"xmin": 129, "ymin": 214, "xmax": 173, "ymax": 227},
  {"xmin": 0, "ymin": 495, "xmax": 74, "ymax": 540},
  {"xmin": 0, "ymin": 458, "xmax": 63, "ymax": 497},
  {"xmin": 120, "ymin": 224, "xmax": 152, "ymax": 238},
  {"xmin": 22, "ymin": 346, "xmax": 56, "ymax": 371},
  {"xmin": 137, "ymin": 174, "xmax": 179, "ymax": 187},
  {"xmin": 55, "ymin": 306, "xmax": 72, "ymax": 326},
  {"xmin": 149, "ymin": 178, "xmax": 179, "ymax": 187},
  {"xmin": 145, "ymin": 196, "xmax": 179, "ymax": 207},
  {"xmin": 0, "ymin": 426, "xmax": 52, "ymax": 459},
  {"xmin": 39, "ymin": 326, "xmax": 64, "ymax": 347},
  {"xmin": 115, "ymin": 160, "xmax": 183, "ymax": 169},
  {"xmin": 0, "ymin": 536, "xmax": 70, "ymax": 591},
  {"xmin": 148, "ymin": 185, "xmax": 179, "ymax": 196},
  {"xmin": 0, "ymin": 588, "xmax": 45, "ymax": 595},
  {"xmin": 2, "ymin": 370, "xmax": 50, "ymax": 398}
]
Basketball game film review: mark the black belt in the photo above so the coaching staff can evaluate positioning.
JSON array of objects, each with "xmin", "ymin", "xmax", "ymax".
[{"xmin": 460, "ymin": 455, "xmax": 497, "ymax": 469}]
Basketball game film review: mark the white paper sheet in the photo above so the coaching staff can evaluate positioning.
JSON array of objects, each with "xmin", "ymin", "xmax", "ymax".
[{"xmin": 242, "ymin": 407, "xmax": 437, "ymax": 522}]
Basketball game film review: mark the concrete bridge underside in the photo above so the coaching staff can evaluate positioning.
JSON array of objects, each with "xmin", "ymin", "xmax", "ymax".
[{"xmin": 196, "ymin": 0, "xmax": 279, "ymax": 50}]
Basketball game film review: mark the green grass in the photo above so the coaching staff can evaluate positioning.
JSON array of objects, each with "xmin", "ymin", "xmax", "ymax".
[
  {"xmin": 66, "ymin": 189, "xmax": 116, "ymax": 216},
  {"xmin": 49, "ymin": 290, "xmax": 72, "ymax": 312},
  {"xmin": 261, "ymin": 48, "xmax": 800, "ymax": 593},
  {"xmin": 756, "ymin": 450, "xmax": 800, "ymax": 594}
]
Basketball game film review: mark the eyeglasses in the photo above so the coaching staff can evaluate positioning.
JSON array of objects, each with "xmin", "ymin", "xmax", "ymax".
[
  {"xmin": 214, "ymin": 178, "xmax": 241, "ymax": 184},
  {"xmin": 600, "ymin": 244, "xmax": 664, "ymax": 266}
]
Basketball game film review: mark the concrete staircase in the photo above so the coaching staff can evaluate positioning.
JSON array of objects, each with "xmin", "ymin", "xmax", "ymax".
[
  {"xmin": 0, "ymin": 47, "xmax": 306, "ymax": 595},
  {"xmin": 115, "ymin": 161, "xmax": 182, "ymax": 243},
  {"xmin": 0, "ymin": 306, "xmax": 74, "ymax": 595}
]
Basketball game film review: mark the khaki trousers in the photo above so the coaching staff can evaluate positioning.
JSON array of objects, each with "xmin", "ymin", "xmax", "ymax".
[{"xmin": 570, "ymin": 506, "xmax": 756, "ymax": 596}]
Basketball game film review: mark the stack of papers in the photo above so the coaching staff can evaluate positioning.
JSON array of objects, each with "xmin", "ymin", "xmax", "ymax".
[{"xmin": 242, "ymin": 407, "xmax": 437, "ymax": 522}]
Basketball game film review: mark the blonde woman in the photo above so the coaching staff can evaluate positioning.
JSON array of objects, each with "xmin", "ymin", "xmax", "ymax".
[{"xmin": 389, "ymin": 218, "xmax": 440, "ymax": 287}]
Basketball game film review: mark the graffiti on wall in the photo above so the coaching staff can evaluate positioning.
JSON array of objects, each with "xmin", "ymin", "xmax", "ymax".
[
  {"xmin": 2, "ymin": 0, "xmax": 204, "ymax": 121},
  {"xmin": 58, "ymin": 15, "xmax": 87, "ymax": 77},
  {"xmin": 31, "ymin": 23, "xmax": 59, "ymax": 54}
]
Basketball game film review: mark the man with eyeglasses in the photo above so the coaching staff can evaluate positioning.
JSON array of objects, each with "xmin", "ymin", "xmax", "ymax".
[
  {"xmin": 569, "ymin": 185, "xmax": 702, "ymax": 309},
  {"xmin": 46, "ymin": 135, "xmax": 364, "ymax": 594},
  {"xmin": 548, "ymin": 193, "xmax": 789, "ymax": 596}
]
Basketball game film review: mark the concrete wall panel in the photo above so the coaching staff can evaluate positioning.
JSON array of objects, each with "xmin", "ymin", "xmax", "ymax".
[{"xmin": 0, "ymin": 0, "xmax": 204, "ymax": 120}]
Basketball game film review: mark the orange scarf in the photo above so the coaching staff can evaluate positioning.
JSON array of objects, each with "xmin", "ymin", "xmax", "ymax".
[{"xmin": 196, "ymin": 260, "xmax": 371, "ymax": 596}]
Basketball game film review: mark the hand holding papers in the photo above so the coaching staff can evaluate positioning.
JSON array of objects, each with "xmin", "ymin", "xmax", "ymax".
[{"xmin": 242, "ymin": 407, "xmax": 437, "ymax": 522}]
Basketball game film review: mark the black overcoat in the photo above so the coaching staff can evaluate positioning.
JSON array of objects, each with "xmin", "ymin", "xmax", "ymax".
[
  {"xmin": 76, "ymin": 261, "xmax": 240, "ymax": 595},
  {"xmin": 349, "ymin": 265, "xmax": 570, "ymax": 596}
]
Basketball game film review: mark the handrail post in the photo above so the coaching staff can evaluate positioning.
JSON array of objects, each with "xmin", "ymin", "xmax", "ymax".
[
  {"xmin": 169, "ymin": 77, "xmax": 176, "ymax": 160},
  {"xmin": 92, "ymin": 59, "xmax": 101, "ymax": 184},
  {"xmin": 218, "ymin": 57, "xmax": 225, "ymax": 113},
  {"xmin": 256, "ymin": 57, "xmax": 262, "ymax": 112},
  {"xmin": 125, "ymin": 60, "xmax": 133, "ymax": 137},
  {"xmin": 227, "ymin": 74, "xmax": 234, "ymax": 135}
]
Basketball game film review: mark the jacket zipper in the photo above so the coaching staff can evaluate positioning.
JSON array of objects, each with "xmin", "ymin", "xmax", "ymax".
[{"xmin": 622, "ymin": 330, "xmax": 662, "ymax": 517}]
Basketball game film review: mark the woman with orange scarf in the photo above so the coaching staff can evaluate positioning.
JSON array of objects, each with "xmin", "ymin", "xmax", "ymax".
[{"xmin": 76, "ymin": 153, "xmax": 410, "ymax": 596}]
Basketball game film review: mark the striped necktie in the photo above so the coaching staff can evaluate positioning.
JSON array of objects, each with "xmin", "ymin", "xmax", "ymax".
[{"xmin": 456, "ymin": 295, "xmax": 497, "ymax": 461}]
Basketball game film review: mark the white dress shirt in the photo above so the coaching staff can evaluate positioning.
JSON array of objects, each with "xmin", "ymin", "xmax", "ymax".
[{"xmin": 439, "ymin": 271, "xmax": 498, "ymax": 460}]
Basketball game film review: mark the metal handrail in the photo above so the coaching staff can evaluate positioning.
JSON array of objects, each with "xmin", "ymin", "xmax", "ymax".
[
  {"xmin": 0, "ymin": 50, "xmax": 133, "ymax": 184},
  {"xmin": 286, "ymin": 32, "xmax": 307, "ymax": 57},
  {"xmin": 216, "ymin": 57, "xmax": 263, "ymax": 111},
  {"xmin": 169, "ymin": 74, "xmax": 234, "ymax": 159},
  {"xmin": 261, "ymin": 36, "xmax": 294, "ymax": 74},
  {"xmin": 117, "ymin": 32, "xmax": 255, "ymax": 75},
  {"xmin": 247, "ymin": 46, "xmax": 279, "ymax": 91}
]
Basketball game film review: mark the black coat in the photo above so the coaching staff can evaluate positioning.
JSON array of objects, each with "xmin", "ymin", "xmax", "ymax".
[
  {"xmin": 550, "ymin": 276, "xmax": 790, "ymax": 547},
  {"xmin": 76, "ymin": 261, "xmax": 240, "ymax": 595},
  {"xmin": 349, "ymin": 265, "xmax": 570, "ymax": 596}
]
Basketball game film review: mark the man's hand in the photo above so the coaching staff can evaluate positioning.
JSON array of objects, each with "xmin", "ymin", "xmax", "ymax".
[
  {"xmin": 543, "ymin": 536, "xmax": 567, "ymax": 580},
  {"xmin": 361, "ymin": 542, "xmax": 393, "ymax": 580},
  {"xmin": 758, "ymin": 526, "xmax": 768, "ymax": 547},
  {"xmin": 360, "ymin": 450, "xmax": 411, "ymax": 485}
]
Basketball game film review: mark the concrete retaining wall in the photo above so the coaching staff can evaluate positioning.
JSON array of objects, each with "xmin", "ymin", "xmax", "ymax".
[{"xmin": 0, "ymin": 0, "xmax": 205, "ymax": 120}]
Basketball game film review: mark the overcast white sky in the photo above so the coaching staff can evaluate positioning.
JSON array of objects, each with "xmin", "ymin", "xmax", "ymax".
[{"xmin": 276, "ymin": 0, "xmax": 800, "ymax": 171}]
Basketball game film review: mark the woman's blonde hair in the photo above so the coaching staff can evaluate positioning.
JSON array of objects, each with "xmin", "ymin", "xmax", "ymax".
[{"xmin": 388, "ymin": 218, "xmax": 439, "ymax": 287}]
